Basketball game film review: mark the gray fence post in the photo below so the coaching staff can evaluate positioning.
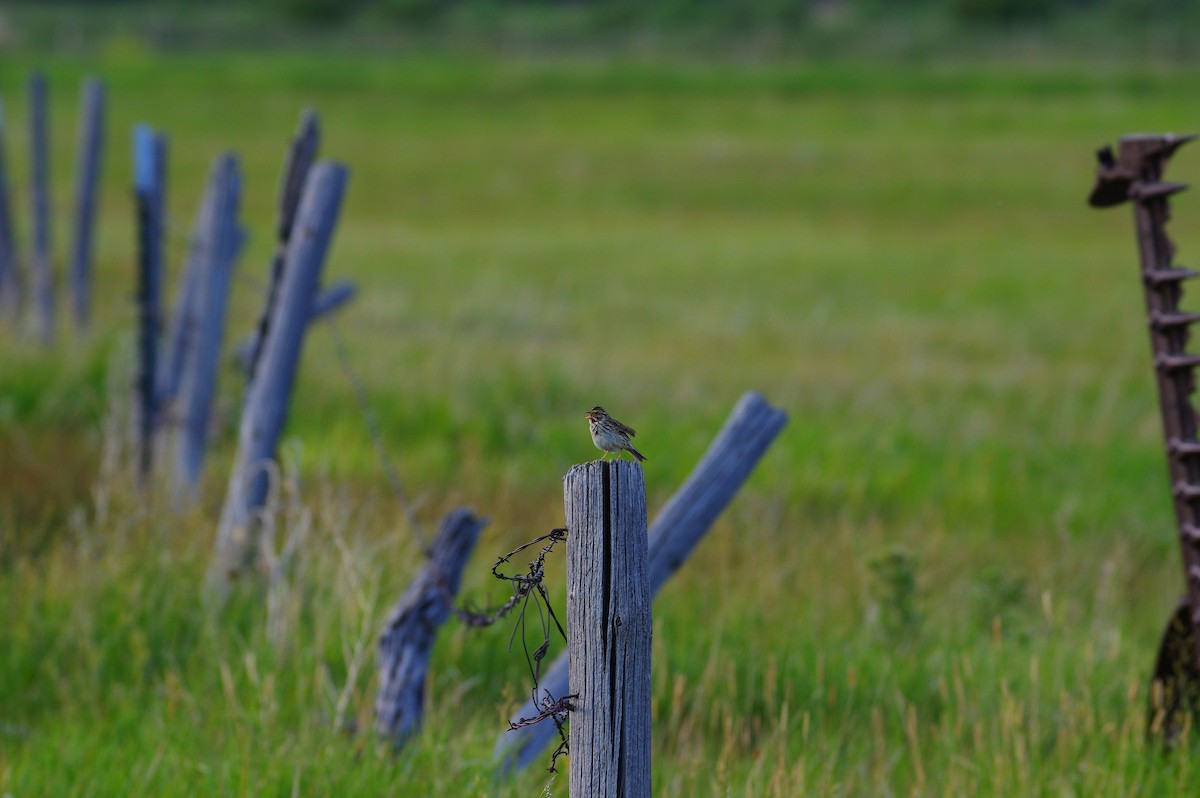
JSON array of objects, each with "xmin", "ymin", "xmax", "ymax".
[
  {"xmin": 495, "ymin": 391, "xmax": 788, "ymax": 772},
  {"xmin": 244, "ymin": 109, "xmax": 319, "ymax": 386},
  {"xmin": 375, "ymin": 508, "xmax": 486, "ymax": 746},
  {"xmin": 209, "ymin": 162, "xmax": 348, "ymax": 589},
  {"xmin": 68, "ymin": 77, "xmax": 104, "ymax": 331},
  {"xmin": 29, "ymin": 72, "xmax": 53, "ymax": 344},
  {"xmin": 0, "ymin": 97, "xmax": 19, "ymax": 318},
  {"xmin": 133, "ymin": 124, "xmax": 167, "ymax": 483},
  {"xmin": 174, "ymin": 153, "xmax": 243, "ymax": 497},
  {"xmin": 564, "ymin": 460, "xmax": 652, "ymax": 797},
  {"xmin": 235, "ymin": 279, "xmax": 356, "ymax": 373},
  {"xmin": 158, "ymin": 167, "xmax": 215, "ymax": 411}
]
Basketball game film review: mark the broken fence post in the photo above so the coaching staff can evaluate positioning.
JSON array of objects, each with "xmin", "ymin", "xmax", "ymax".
[
  {"xmin": 375, "ymin": 508, "xmax": 487, "ymax": 746},
  {"xmin": 133, "ymin": 124, "xmax": 167, "ymax": 484},
  {"xmin": 564, "ymin": 460, "xmax": 653, "ymax": 797},
  {"xmin": 495, "ymin": 391, "xmax": 788, "ymax": 773},
  {"xmin": 0, "ymin": 96, "xmax": 19, "ymax": 318},
  {"xmin": 29, "ymin": 72, "xmax": 53, "ymax": 344},
  {"xmin": 69, "ymin": 76, "xmax": 104, "ymax": 331},
  {"xmin": 209, "ymin": 161, "xmax": 348, "ymax": 589},
  {"xmin": 173, "ymin": 153, "xmax": 244, "ymax": 498}
]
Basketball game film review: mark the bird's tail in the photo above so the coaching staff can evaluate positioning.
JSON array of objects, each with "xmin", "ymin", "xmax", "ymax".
[{"xmin": 629, "ymin": 446, "xmax": 647, "ymax": 463}]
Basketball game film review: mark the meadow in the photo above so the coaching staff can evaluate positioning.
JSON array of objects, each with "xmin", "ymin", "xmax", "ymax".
[{"xmin": 1, "ymin": 49, "xmax": 1200, "ymax": 794}]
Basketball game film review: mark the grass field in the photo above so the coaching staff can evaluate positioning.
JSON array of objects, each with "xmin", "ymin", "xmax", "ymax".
[{"xmin": 2, "ymin": 48, "xmax": 1200, "ymax": 794}]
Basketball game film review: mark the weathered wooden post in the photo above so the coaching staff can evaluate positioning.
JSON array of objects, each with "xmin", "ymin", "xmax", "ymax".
[
  {"xmin": 235, "ymin": 279, "xmax": 356, "ymax": 373},
  {"xmin": 158, "ymin": 164, "xmax": 216, "ymax": 410},
  {"xmin": 496, "ymin": 391, "xmax": 787, "ymax": 772},
  {"xmin": 209, "ymin": 162, "xmax": 348, "ymax": 589},
  {"xmin": 563, "ymin": 459, "xmax": 652, "ymax": 797},
  {"xmin": 0, "ymin": 96, "xmax": 19, "ymax": 318},
  {"xmin": 29, "ymin": 72, "xmax": 54, "ymax": 344},
  {"xmin": 244, "ymin": 109, "xmax": 319, "ymax": 386},
  {"xmin": 133, "ymin": 124, "xmax": 167, "ymax": 483},
  {"xmin": 174, "ymin": 154, "xmax": 243, "ymax": 497},
  {"xmin": 375, "ymin": 508, "xmax": 487, "ymax": 746},
  {"xmin": 68, "ymin": 77, "xmax": 104, "ymax": 331}
]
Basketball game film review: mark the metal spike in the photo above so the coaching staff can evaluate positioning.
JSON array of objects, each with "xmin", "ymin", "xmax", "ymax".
[
  {"xmin": 1145, "ymin": 267, "xmax": 1198, "ymax": 286},
  {"xmin": 1152, "ymin": 311, "xmax": 1200, "ymax": 330},
  {"xmin": 1131, "ymin": 181, "xmax": 1189, "ymax": 202}
]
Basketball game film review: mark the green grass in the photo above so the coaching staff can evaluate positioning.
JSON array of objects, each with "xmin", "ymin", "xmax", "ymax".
[{"xmin": 2, "ymin": 50, "xmax": 1200, "ymax": 794}]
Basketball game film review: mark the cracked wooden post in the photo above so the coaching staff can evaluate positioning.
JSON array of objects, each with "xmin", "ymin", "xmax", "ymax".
[
  {"xmin": 564, "ymin": 459, "xmax": 652, "ymax": 797},
  {"xmin": 496, "ymin": 391, "xmax": 787, "ymax": 773},
  {"xmin": 375, "ymin": 508, "xmax": 486, "ymax": 747}
]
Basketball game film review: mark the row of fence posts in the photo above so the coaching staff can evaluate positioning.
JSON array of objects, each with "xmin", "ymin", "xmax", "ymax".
[
  {"xmin": 0, "ymin": 73, "xmax": 105, "ymax": 340},
  {"xmin": 5, "ymin": 71, "xmax": 794, "ymax": 790}
]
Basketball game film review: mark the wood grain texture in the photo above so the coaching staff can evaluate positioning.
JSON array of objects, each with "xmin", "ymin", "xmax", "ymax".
[{"xmin": 565, "ymin": 460, "xmax": 652, "ymax": 797}]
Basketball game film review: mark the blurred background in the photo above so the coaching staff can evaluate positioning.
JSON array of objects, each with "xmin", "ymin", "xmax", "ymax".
[{"xmin": 2, "ymin": 1, "xmax": 1200, "ymax": 795}]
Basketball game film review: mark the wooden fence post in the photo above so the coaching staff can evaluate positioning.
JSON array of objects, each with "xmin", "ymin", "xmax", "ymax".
[
  {"xmin": 495, "ymin": 391, "xmax": 788, "ymax": 772},
  {"xmin": 209, "ymin": 162, "xmax": 348, "ymax": 589},
  {"xmin": 375, "ymin": 508, "xmax": 486, "ymax": 746},
  {"xmin": 158, "ymin": 158, "xmax": 217, "ymax": 411},
  {"xmin": 244, "ymin": 109, "xmax": 319, "ymax": 386},
  {"xmin": 0, "ymin": 96, "xmax": 19, "ymax": 318},
  {"xmin": 68, "ymin": 77, "xmax": 104, "ymax": 331},
  {"xmin": 173, "ymin": 153, "xmax": 243, "ymax": 497},
  {"xmin": 235, "ymin": 279, "xmax": 356, "ymax": 373},
  {"xmin": 29, "ymin": 72, "xmax": 54, "ymax": 344},
  {"xmin": 564, "ymin": 460, "xmax": 652, "ymax": 797},
  {"xmin": 133, "ymin": 124, "xmax": 167, "ymax": 484}
]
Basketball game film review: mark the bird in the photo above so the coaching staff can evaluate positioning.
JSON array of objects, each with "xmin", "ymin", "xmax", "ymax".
[{"xmin": 585, "ymin": 406, "xmax": 646, "ymax": 462}]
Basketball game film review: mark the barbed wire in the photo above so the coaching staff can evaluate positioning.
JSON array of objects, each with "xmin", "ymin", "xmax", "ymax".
[{"xmin": 455, "ymin": 526, "xmax": 574, "ymax": 771}]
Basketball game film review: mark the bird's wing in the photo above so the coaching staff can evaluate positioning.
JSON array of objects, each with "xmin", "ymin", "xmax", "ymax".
[{"xmin": 616, "ymin": 420, "xmax": 637, "ymax": 437}]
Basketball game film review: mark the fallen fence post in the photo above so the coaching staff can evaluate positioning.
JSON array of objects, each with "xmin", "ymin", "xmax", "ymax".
[
  {"xmin": 564, "ymin": 460, "xmax": 652, "ymax": 797},
  {"xmin": 375, "ymin": 508, "xmax": 487, "ymax": 747},
  {"xmin": 173, "ymin": 153, "xmax": 244, "ymax": 498},
  {"xmin": 495, "ymin": 391, "xmax": 788, "ymax": 772},
  {"xmin": 68, "ymin": 77, "xmax": 104, "ymax": 331},
  {"xmin": 209, "ymin": 161, "xmax": 348, "ymax": 589},
  {"xmin": 0, "ymin": 96, "xmax": 19, "ymax": 318},
  {"xmin": 133, "ymin": 124, "xmax": 167, "ymax": 484},
  {"xmin": 29, "ymin": 72, "xmax": 54, "ymax": 344}
]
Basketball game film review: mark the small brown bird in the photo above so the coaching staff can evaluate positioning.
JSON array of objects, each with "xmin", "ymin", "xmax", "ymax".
[{"xmin": 585, "ymin": 406, "xmax": 646, "ymax": 462}]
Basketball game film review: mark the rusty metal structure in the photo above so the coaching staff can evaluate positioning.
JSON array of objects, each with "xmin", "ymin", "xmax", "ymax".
[{"xmin": 1089, "ymin": 133, "xmax": 1200, "ymax": 737}]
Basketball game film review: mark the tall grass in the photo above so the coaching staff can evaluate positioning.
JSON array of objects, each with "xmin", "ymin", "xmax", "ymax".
[{"xmin": 1, "ymin": 52, "xmax": 1198, "ymax": 793}]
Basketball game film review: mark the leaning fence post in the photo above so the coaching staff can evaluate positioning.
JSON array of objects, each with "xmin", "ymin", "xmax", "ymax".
[
  {"xmin": 375, "ymin": 508, "xmax": 486, "ymax": 746},
  {"xmin": 244, "ymin": 109, "xmax": 320, "ymax": 386},
  {"xmin": 495, "ymin": 391, "xmax": 788, "ymax": 772},
  {"xmin": 563, "ymin": 460, "xmax": 652, "ymax": 797},
  {"xmin": 133, "ymin": 124, "xmax": 167, "ymax": 484},
  {"xmin": 29, "ymin": 72, "xmax": 54, "ymax": 344},
  {"xmin": 68, "ymin": 77, "xmax": 104, "ymax": 331},
  {"xmin": 0, "ymin": 96, "xmax": 19, "ymax": 318},
  {"xmin": 173, "ymin": 154, "xmax": 243, "ymax": 498},
  {"xmin": 209, "ymin": 162, "xmax": 348, "ymax": 589}
]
